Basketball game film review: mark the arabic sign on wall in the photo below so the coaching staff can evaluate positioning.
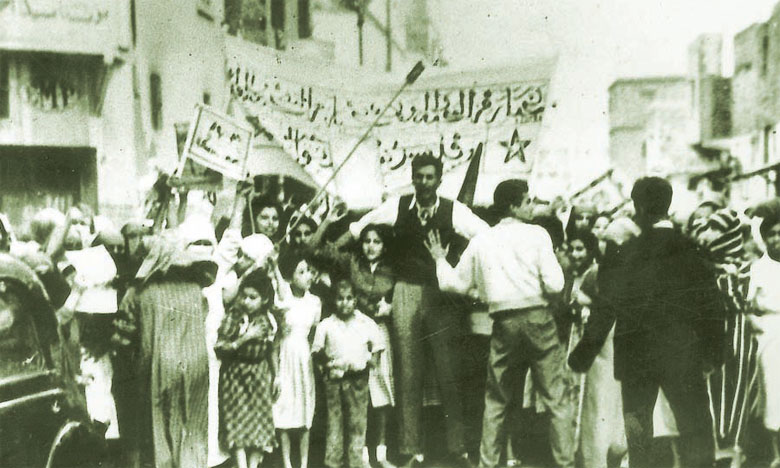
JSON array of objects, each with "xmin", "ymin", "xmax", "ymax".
[
  {"xmin": 0, "ymin": 0, "xmax": 114, "ymax": 55},
  {"xmin": 226, "ymin": 36, "xmax": 555, "ymax": 207}
]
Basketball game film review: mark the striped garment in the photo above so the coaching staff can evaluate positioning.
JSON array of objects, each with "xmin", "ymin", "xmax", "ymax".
[
  {"xmin": 117, "ymin": 277, "xmax": 210, "ymax": 468},
  {"xmin": 691, "ymin": 208, "xmax": 745, "ymax": 259},
  {"xmin": 691, "ymin": 208, "xmax": 751, "ymax": 312}
]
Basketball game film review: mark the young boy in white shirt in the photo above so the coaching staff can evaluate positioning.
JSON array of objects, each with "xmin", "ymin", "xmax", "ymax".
[{"xmin": 313, "ymin": 278, "xmax": 385, "ymax": 468}]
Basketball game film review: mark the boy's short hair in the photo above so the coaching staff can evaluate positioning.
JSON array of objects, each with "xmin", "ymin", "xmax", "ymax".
[
  {"xmin": 631, "ymin": 177, "xmax": 673, "ymax": 218},
  {"xmin": 760, "ymin": 213, "xmax": 780, "ymax": 240},
  {"xmin": 332, "ymin": 276, "xmax": 355, "ymax": 295},
  {"xmin": 493, "ymin": 179, "xmax": 529, "ymax": 215},
  {"xmin": 293, "ymin": 216, "xmax": 318, "ymax": 233},
  {"xmin": 252, "ymin": 196, "xmax": 282, "ymax": 216}
]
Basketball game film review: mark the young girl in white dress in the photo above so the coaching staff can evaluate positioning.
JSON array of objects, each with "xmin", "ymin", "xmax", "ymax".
[{"xmin": 271, "ymin": 251, "xmax": 321, "ymax": 468}]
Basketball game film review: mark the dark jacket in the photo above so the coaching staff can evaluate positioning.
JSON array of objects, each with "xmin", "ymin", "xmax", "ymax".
[{"xmin": 570, "ymin": 226, "xmax": 725, "ymax": 381}]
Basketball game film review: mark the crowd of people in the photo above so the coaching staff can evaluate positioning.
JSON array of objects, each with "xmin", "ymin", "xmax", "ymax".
[{"xmin": 3, "ymin": 153, "xmax": 780, "ymax": 468}]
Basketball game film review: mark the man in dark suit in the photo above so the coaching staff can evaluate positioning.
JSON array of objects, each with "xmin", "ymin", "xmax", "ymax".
[{"xmin": 569, "ymin": 177, "xmax": 724, "ymax": 468}]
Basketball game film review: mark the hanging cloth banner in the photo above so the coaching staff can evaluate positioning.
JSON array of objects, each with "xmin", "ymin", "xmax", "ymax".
[{"xmin": 225, "ymin": 36, "xmax": 556, "ymax": 208}]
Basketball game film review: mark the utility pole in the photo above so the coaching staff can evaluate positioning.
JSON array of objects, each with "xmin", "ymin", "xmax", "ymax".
[
  {"xmin": 357, "ymin": 1, "xmax": 365, "ymax": 66},
  {"xmin": 385, "ymin": 0, "xmax": 391, "ymax": 72}
]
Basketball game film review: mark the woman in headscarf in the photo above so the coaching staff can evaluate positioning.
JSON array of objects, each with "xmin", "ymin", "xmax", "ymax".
[{"xmin": 113, "ymin": 230, "xmax": 217, "ymax": 468}]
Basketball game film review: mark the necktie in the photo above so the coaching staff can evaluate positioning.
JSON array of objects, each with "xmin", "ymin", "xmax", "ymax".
[{"xmin": 417, "ymin": 205, "xmax": 434, "ymax": 226}]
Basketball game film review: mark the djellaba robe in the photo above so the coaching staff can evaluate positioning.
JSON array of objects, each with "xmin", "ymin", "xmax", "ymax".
[{"xmin": 114, "ymin": 237, "xmax": 217, "ymax": 468}]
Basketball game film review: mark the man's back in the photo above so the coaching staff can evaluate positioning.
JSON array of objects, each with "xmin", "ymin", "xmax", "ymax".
[
  {"xmin": 465, "ymin": 218, "xmax": 564, "ymax": 313},
  {"xmin": 603, "ymin": 226, "xmax": 722, "ymax": 380}
]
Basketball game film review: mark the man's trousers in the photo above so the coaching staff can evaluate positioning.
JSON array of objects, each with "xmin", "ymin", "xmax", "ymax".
[
  {"xmin": 478, "ymin": 308, "xmax": 575, "ymax": 468},
  {"xmin": 391, "ymin": 281, "xmax": 466, "ymax": 456},
  {"xmin": 620, "ymin": 366, "xmax": 714, "ymax": 468}
]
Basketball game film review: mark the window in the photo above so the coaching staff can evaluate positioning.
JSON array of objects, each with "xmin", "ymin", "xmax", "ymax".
[
  {"xmin": 762, "ymin": 34, "xmax": 769, "ymax": 77},
  {"xmin": 764, "ymin": 125, "xmax": 774, "ymax": 164},
  {"xmin": 224, "ymin": 0, "xmax": 242, "ymax": 36},
  {"xmin": 234, "ymin": 0, "xmax": 268, "ymax": 45},
  {"xmin": 0, "ymin": 55, "xmax": 8, "ymax": 118},
  {"xmin": 130, "ymin": 0, "xmax": 137, "ymax": 46},
  {"xmin": 298, "ymin": 0, "xmax": 311, "ymax": 38},
  {"xmin": 150, "ymin": 73, "xmax": 162, "ymax": 130},
  {"xmin": 271, "ymin": 0, "xmax": 285, "ymax": 48}
]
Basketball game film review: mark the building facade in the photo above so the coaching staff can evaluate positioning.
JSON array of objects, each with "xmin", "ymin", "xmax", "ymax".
[
  {"xmin": 727, "ymin": 3, "xmax": 780, "ymax": 206},
  {"xmin": 224, "ymin": 0, "xmax": 432, "ymax": 73},
  {"xmin": 0, "ymin": 0, "xmax": 463, "ymax": 228},
  {"xmin": 608, "ymin": 32, "xmax": 740, "ymax": 215},
  {"xmin": 608, "ymin": 76, "xmax": 695, "ymax": 179},
  {"xmin": 0, "ymin": 0, "xmax": 134, "ymax": 226},
  {"xmin": 0, "ymin": 0, "xmax": 238, "ymax": 227},
  {"xmin": 131, "ymin": 0, "xmax": 230, "ymax": 189}
]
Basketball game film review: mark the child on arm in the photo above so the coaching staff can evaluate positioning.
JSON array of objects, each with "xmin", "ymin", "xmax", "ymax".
[{"xmin": 312, "ymin": 278, "xmax": 384, "ymax": 468}]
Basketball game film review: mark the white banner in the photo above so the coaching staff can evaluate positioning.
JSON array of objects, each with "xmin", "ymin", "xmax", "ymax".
[{"xmin": 226, "ymin": 36, "xmax": 555, "ymax": 207}]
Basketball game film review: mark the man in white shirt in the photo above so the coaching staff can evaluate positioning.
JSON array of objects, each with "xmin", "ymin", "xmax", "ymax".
[
  {"xmin": 344, "ymin": 154, "xmax": 488, "ymax": 467},
  {"xmin": 426, "ymin": 179, "xmax": 574, "ymax": 468}
]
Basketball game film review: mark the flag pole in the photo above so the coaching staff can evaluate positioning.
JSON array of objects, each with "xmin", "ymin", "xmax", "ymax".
[
  {"xmin": 568, "ymin": 168, "xmax": 615, "ymax": 201},
  {"xmin": 286, "ymin": 61, "xmax": 426, "ymax": 235}
]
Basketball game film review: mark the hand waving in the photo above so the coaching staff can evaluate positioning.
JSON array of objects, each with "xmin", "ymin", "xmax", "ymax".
[
  {"xmin": 236, "ymin": 178, "xmax": 254, "ymax": 197},
  {"xmin": 424, "ymin": 230, "xmax": 449, "ymax": 261},
  {"xmin": 326, "ymin": 202, "xmax": 348, "ymax": 224}
]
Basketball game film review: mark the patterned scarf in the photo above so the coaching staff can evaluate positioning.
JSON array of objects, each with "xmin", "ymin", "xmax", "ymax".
[{"xmin": 690, "ymin": 208, "xmax": 751, "ymax": 313}]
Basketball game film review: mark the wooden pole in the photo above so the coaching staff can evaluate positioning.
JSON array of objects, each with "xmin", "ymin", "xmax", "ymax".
[
  {"xmin": 568, "ymin": 169, "xmax": 614, "ymax": 201},
  {"xmin": 286, "ymin": 61, "xmax": 425, "ymax": 236}
]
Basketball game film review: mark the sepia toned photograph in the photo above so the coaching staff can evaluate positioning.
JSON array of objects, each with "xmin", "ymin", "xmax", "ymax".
[{"xmin": 2, "ymin": 1, "xmax": 780, "ymax": 467}]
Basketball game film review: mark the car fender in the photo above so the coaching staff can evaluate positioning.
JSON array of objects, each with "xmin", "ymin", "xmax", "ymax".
[{"xmin": 45, "ymin": 420, "xmax": 106, "ymax": 468}]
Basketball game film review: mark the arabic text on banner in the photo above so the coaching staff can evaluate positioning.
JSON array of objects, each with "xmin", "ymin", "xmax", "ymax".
[{"xmin": 225, "ymin": 37, "xmax": 555, "ymax": 206}]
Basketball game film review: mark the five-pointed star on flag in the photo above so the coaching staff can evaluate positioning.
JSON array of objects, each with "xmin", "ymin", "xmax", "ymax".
[{"xmin": 500, "ymin": 129, "xmax": 531, "ymax": 163}]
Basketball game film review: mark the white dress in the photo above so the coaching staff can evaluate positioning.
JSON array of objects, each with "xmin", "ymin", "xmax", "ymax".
[
  {"xmin": 581, "ymin": 327, "xmax": 627, "ymax": 468},
  {"xmin": 80, "ymin": 351, "xmax": 120, "ymax": 439},
  {"xmin": 273, "ymin": 291, "xmax": 321, "ymax": 429},
  {"xmin": 204, "ymin": 271, "xmax": 234, "ymax": 467},
  {"xmin": 748, "ymin": 254, "xmax": 780, "ymax": 431}
]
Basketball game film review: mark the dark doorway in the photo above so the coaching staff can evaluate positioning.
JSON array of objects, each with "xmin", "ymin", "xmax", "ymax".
[{"xmin": 0, "ymin": 146, "xmax": 97, "ymax": 229}]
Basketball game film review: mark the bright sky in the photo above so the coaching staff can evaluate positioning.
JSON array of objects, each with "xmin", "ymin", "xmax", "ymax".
[{"xmin": 431, "ymin": 0, "xmax": 778, "ymax": 185}]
